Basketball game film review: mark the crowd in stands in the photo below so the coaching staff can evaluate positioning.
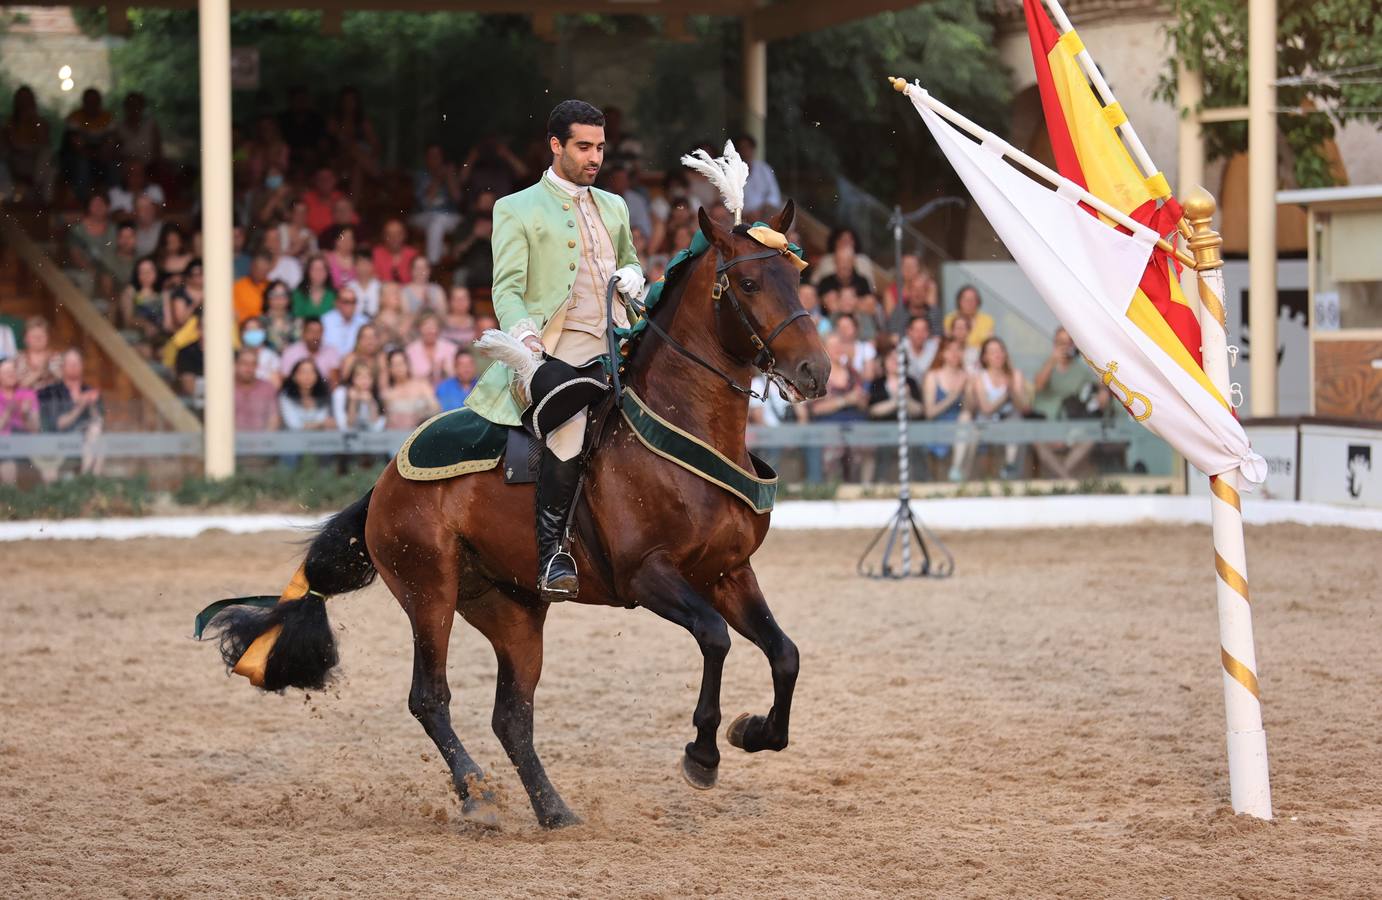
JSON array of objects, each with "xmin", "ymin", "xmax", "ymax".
[{"xmin": 1, "ymin": 81, "xmax": 1118, "ymax": 485}]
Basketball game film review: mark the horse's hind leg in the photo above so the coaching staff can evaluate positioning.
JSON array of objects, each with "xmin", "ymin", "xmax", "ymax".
[
  {"xmin": 714, "ymin": 566, "xmax": 799, "ymax": 754},
  {"xmin": 465, "ymin": 595, "xmax": 580, "ymax": 829},
  {"xmin": 375, "ymin": 557, "xmax": 501, "ymax": 827}
]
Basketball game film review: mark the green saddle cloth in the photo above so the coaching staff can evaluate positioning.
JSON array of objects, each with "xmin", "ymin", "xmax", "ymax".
[{"xmin": 396, "ymin": 407, "xmax": 508, "ymax": 482}]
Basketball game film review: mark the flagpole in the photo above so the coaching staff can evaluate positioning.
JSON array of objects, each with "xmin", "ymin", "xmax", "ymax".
[
  {"xmin": 889, "ymin": 78, "xmax": 1197, "ymax": 270},
  {"xmin": 1185, "ymin": 190, "xmax": 1272, "ymax": 819},
  {"xmin": 1038, "ymin": 0, "xmax": 1165, "ymax": 193}
]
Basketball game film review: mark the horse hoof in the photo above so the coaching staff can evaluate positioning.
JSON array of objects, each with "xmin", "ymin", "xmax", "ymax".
[
  {"xmin": 539, "ymin": 808, "xmax": 583, "ymax": 830},
  {"xmin": 725, "ymin": 713, "xmax": 753, "ymax": 750},
  {"xmin": 461, "ymin": 797, "xmax": 502, "ymax": 830},
  {"xmin": 680, "ymin": 753, "xmax": 718, "ymax": 791}
]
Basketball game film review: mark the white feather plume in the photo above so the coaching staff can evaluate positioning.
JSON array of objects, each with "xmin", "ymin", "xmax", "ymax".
[
  {"xmin": 473, "ymin": 329, "xmax": 541, "ymax": 388},
  {"xmin": 680, "ymin": 140, "xmax": 750, "ymax": 224}
]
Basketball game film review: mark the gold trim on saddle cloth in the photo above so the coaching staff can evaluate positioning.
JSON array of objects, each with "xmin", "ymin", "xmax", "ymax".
[{"xmin": 395, "ymin": 409, "xmax": 505, "ymax": 482}]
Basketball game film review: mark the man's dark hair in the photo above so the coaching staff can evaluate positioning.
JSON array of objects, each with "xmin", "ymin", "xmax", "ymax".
[
  {"xmin": 547, "ymin": 100, "xmax": 605, "ymax": 144},
  {"xmin": 827, "ymin": 226, "xmax": 861, "ymax": 254},
  {"xmin": 732, "ymin": 132, "xmax": 756, "ymax": 150},
  {"xmin": 301, "ymin": 316, "xmax": 323, "ymax": 332}
]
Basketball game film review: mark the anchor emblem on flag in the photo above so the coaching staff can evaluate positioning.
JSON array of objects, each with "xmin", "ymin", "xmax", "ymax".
[{"xmin": 1082, "ymin": 355, "xmax": 1152, "ymax": 421}]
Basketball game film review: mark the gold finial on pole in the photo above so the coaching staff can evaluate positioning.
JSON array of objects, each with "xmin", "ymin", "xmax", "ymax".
[
  {"xmin": 1184, "ymin": 188, "xmax": 1223, "ymax": 272},
  {"xmin": 888, "ymin": 76, "xmax": 908, "ymax": 93}
]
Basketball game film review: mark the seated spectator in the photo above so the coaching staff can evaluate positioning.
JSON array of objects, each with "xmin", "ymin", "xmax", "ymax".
[
  {"xmin": 922, "ymin": 337, "xmax": 969, "ymax": 480},
  {"xmin": 0, "ymin": 357, "xmax": 40, "ymax": 484},
  {"xmin": 372, "ymin": 217, "xmax": 419, "ymax": 283},
  {"xmin": 0, "ymin": 308, "xmax": 20, "ymax": 360},
  {"xmin": 650, "ymin": 169, "xmax": 697, "ymax": 222},
  {"xmin": 832, "ymin": 313, "xmax": 878, "ymax": 382},
  {"xmin": 333, "ymin": 359, "xmax": 386, "ymax": 432},
  {"xmin": 234, "ymin": 347, "xmax": 280, "ymax": 432},
  {"xmin": 260, "ymin": 280, "xmax": 297, "ymax": 351},
  {"xmin": 113, "ymin": 92, "xmax": 161, "ymax": 172},
  {"xmin": 736, "ymin": 134, "xmax": 782, "ymax": 222},
  {"xmin": 239, "ymin": 316, "xmax": 282, "ymax": 388},
  {"xmin": 66, "ymin": 193, "xmax": 117, "ymax": 281},
  {"xmin": 155, "ymin": 223, "xmax": 194, "ymax": 282},
  {"xmin": 281, "ymin": 317, "xmax": 342, "ymax": 386},
  {"xmin": 292, "ymin": 255, "xmax": 337, "ymax": 319},
  {"xmin": 796, "ymin": 283, "xmax": 830, "ymax": 336},
  {"xmin": 808, "ymin": 332, "xmax": 870, "ymax": 481},
  {"xmin": 232, "ymin": 224, "xmax": 251, "ymax": 280},
  {"xmin": 303, "ymin": 166, "xmax": 346, "ymax": 235},
  {"xmin": 16, "ymin": 317, "xmax": 60, "ymax": 390},
  {"xmin": 947, "ymin": 315, "xmax": 981, "ymax": 371},
  {"xmin": 887, "ymin": 254, "xmax": 942, "ymax": 336},
  {"xmin": 813, "ymin": 227, "xmax": 876, "ymax": 296},
  {"xmin": 107, "ymin": 221, "xmax": 139, "ymax": 296},
  {"xmin": 1031, "ymin": 327, "xmax": 1100, "ymax": 480},
  {"xmin": 401, "ymin": 255, "xmax": 446, "ymax": 317},
  {"xmin": 132, "ymin": 194, "xmax": 163, "ymax": 257},
  {"xmin": 943, "ymin": 284, "xmax": 996, "ymax": 349},
  {"xmin": 605, "ymin": 164, "xmax": 652, "ymax": 245},
  {"xmin": 320, "ymin": 224, "xmax": 357, "ymax": 291},
  {"xmin": 348, "ymin": 251, "xmax": 381, "ymax": 317},
  {"xmin": 901, "ymin": 315, "xmax": 940, "ymax": 383},
  {"xmin": 447, "ymin": 213, "xmax": 493, "ymax": 290},
  {"xmin": 868, "ymin": 345, "xmax": 923, "ymax": 420},
  {"xmin": 278, "ymin": 198, "xmax": 320, "ymax": 259},
  {"xmin": 263, "ymin": 226, "xmax": 304, "ymax": 290},
  {"xmin": 61, "ymin": 87, "xmax": 115, "ymax": 201},
  {"xmin": 108, "ymin": 159, "xmax": 164, "ymax": 213},
  {"xmin": 321, "ymin": 286, "xmax": 369, "ymax": 357},
  {"xmin": 121, "ymin": 255, "xmax": 164, "ymax": 340},
  {"xmin": 380, "ymin": 348, "xmax": 439, "ymax": 430},
  {"xmin": 36, "ymin": 348, "xmax": 104, "ymax": 481},
  {"xmin": 435, "ymin": 348, "xmax": 480, "ymax": 411},
  {"xmin": 372, "ymin": 282, "xmax": 414, "ymax": 348},
  {"xmin": 964, "ymin": 336, "xmax": 1030, "ymax": 480},
  {"xmin": 405, "ymin": 312, "xmax": 458, "ymax": 386},
  {"xmin": 331, "ymin": 195, "xmax": 359, "ymax": 230},
  {"xmin": 854, "ymin": 290, "xmax": 886, "ymax": 342},
  {"xmin": 279, "ymin": 358, "xmax": 335, "ymax": 432},
  {"xmin": 159, "ymin": 293, "xmax": 200, "ymax": 371},
  {"xmin": 249, "ymin": 162, "xmax": 293, "ymax": 228},
  {"xmin": 170, "ymin": 258, "xmax": 205, "ymax": 318},
  {"xmin": 441, "ymin": 286, "xmax": 476, "ymax": 347},
  {"xmin": 1, "ymin": 86, "xmax": 55, "ymax": 205},
  {"xmin": 234, "ymin": 251, "xmax": 274, "ymax": 324},
  {"xmin": 339, "ymin": 323, "xmax": 386, "ymax": 386},
  {"xmin": 411, "ymin": 143, "xmax": 463, "ymax": 265}
]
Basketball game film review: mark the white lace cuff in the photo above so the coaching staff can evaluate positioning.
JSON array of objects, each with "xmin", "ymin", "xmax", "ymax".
[{"xmin": 508, "ymin": 317, "xmax": 540, "ymax": 343}]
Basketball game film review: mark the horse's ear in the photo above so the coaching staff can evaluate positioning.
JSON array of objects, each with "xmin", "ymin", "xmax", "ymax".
[
  {"xmin": 698, "ymin": 205, "xmax": 733, "ymax": 253},
  {"xmin": 769, "ymin": 199, "xmax": 795, "ymax": 235}
]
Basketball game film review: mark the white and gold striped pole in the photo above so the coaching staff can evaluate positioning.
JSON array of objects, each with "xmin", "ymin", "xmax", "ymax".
[{"xmin": 1185, "ymin": 191, "xmax": 1272, "ymax": 819}]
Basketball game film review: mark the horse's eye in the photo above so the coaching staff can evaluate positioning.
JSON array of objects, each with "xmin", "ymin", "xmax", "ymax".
[{"xmin": 739, "ymin": 278, "xmax": 759, "ymax": 293}]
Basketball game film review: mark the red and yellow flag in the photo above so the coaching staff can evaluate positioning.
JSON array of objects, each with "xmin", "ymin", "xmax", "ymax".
[{"xmin": 1022, "ymin": 0, "xmax": 1204, "ymax": 370}]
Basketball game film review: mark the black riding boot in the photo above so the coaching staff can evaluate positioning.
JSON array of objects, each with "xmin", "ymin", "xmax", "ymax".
[{"xmin": 535, "ymin": 447, "xmax": 582, "ymax": 601}]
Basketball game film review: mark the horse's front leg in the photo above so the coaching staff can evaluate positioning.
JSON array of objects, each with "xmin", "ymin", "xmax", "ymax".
[
  {"xmin": 632, "ymin": 562, "xmax": 731, "ymax": 790},
  {"xmin": 714, "ymin": 565, "xmax": 799, "ymax": 754}
]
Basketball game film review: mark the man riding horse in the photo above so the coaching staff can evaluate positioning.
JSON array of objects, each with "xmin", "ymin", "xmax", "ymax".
[{"xmin": 464, "ymin": 100, "xmax": 645, "ymax": 601}]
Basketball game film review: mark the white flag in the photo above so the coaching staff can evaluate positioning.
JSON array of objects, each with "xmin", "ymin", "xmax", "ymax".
[{"xmin": 910, "ymin": 92, "xmax": 1266, "ymax": 485}]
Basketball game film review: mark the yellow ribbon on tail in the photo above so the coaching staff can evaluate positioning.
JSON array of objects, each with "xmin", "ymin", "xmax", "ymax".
[{"xmin": 231, "ymin": 564, "xmax": 311, "ymax": 687}]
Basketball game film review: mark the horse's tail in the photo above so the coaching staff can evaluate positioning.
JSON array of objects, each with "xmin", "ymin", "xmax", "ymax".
[{"xmin": 199, "ymin": 490, "xmax": 377, "ymax": 692}]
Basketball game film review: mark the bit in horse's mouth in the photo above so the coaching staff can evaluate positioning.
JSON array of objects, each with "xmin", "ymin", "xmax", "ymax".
[{"xmin": 771, "ymin": 373, "xmax": 807, "ymax": 404}]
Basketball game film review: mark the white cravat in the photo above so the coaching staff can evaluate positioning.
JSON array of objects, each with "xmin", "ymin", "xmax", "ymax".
[{"xmin": 545, "ymin": 167, "xmax": 586, "ymax": 198}]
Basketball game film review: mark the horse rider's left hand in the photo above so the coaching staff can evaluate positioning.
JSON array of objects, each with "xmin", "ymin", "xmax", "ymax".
[{"xmin": 613, "ymin": 265, "xmax": 645, "ymax": 301}]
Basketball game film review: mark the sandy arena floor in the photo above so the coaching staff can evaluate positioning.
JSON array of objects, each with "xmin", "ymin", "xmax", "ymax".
[{"xmin": 2, "ymin": 523, "xmax": 1379, "ymax": 897}]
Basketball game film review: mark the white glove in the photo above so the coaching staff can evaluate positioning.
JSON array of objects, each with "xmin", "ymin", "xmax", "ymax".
[{"xmin": 613, "ymin": 265, "xmax": 645, "ymax": 301}]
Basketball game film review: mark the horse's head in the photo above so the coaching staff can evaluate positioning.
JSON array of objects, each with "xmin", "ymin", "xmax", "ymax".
[{"xmin": 697, "ymin": 200, "xmax": 830, "ymax": 401}]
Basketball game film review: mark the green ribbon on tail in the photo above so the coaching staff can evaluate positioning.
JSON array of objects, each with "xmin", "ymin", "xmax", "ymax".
[{"xmin": 193, "ymin": 596, "xmax": 279, "ymax": 640}]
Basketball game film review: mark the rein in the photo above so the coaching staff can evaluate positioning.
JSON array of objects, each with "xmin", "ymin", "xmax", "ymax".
[{"xmin": 634, "ymin": 246, "xmax": 810, "ymax": 401}]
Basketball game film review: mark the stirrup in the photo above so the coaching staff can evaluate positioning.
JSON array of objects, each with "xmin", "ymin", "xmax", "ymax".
[{"xmin": 539, "ymin": 550, "xmax": 579, "ymax": 601}]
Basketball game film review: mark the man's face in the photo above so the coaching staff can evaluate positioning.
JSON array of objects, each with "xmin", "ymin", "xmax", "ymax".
[
  {"xmin": 251, "ymin": 256, "xmax": 271, "ymax": 280},
  {"xmin": 384, "ymin": 221, "xmax": 405, "ymax": 248},
  {"xmin": 116, "ymin": 227, "xmax": 136, "ymax": 254},
  {"xmin": 313, "ymin": 169, "xmax": 335, "ymax": 195},
  {"xmin": 62, "ymin": 350, "xmax": 84, "ymax": 381},
  {"xmin": 908, "ymin": 318, "xmax": 929, "ymax": 346},
  {"xmin": 303, "ymin": 322, "xmax": 323, "ymax": 350},
  {"xmin": 234, "ymin": 351, "xmax": 257, "ymax": 382},
  {"xmin": 455, "ymin": 354, "xmax": 477, "ymax": 381},
  {"xmin": 135, "ymin": 197, "xmax": 157, "ymax": 226},
  {"xmin": 551, "ymin": 123, "xmax": 605, "ymax": 186}
]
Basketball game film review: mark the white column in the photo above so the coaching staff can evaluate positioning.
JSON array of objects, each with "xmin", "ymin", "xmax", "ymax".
[
  {"xmin": 199, "ymin": 0, "xmax": 235, "ymax": 478},
  {"xmin": 1186, "ymin": 192, "xmax": 1272, "ymax": 820},
  {"xmin": 1176, "ymin": 61, "xmax": 1204, "ymax": 197},
  {"xmin": 1247, "ymin": 0, "xmax": 1277, "ymax": 415},
  {"xmin": 742, "ymin": 23, "xmax": 767, "ymax": 154}
]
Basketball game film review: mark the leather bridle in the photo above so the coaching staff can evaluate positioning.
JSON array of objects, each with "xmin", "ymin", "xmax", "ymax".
[{"xmin": 639, "ymin": 246, "xmax": 810, "ymax": 400}]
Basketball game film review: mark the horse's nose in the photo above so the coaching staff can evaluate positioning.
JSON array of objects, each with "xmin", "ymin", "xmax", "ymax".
[{"xmin": 796, "ymin": 357, "xmax": 829, "ymax": 399}]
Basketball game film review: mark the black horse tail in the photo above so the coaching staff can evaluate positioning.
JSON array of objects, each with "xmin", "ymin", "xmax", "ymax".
[{"xmin": 210, "ymin": 490, "xmax": 377, "ymax": 692}]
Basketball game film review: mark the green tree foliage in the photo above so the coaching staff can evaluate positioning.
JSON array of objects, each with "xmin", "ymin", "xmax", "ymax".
[
  {"xmin": 1157, "ymin": 0, "xmax": 1382, "ymax": 187},
  {"xmin": 106, "ymin": 10, "xmax": 549, "ymax": 166}
]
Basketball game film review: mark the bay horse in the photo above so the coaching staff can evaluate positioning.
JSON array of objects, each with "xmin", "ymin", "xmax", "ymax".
[{"xmin": 209, "ymin": 201, "xmax": 829, "ymax": 828}]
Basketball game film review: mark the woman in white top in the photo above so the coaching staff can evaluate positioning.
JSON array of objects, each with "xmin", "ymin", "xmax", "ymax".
[
  {"xmin": 333, "ymin": 360, "xmax": 385, "ymax": 432},
  {"xmin": 278, "ymin": 359, "xmax": 335, "ymax": 432},
  {"xmin": 963, "ymin": 337, "xmax": 1030, "ymax": 480},
  {"xmin": 400, "ymin": 255, "xmax": 446, "ymax": 317}
]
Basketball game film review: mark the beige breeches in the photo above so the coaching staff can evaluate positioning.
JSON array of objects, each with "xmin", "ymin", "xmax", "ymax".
[{"xmin": 545, "ymin": 327, "xmax": 607, "ymax": 462}]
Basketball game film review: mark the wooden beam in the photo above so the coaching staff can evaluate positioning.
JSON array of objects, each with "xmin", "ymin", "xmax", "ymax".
[
  {"xmin": 27, "ymin": 0, "xmax": 754, "ymax": 14},
  {"xmin": 531, "ymin": 11, "xmax": 558, "ymax": 42},
  {"xmin": 747, "ymin": 0, "xmax": 917, "ymax": 43},
  {"xmin": 106, "ymin": 2, "xmax": 131, "ymax": 35},
  {"xmin": 320, "ymin": 7, "xmax": 343, "ymax": 35},
  {"xmin": 0, "ymin": 216, "xmax": 203, "ymax": 433}
]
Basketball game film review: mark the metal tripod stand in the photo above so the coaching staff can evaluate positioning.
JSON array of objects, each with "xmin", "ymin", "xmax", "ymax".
[{"xmin": 857, "ymin": 204, "xmax": 955, "ymax": 579}]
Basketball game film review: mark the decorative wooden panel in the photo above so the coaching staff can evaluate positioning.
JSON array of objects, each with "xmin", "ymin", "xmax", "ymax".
[{"xmin": 1315, "ymin": 340, "xmax": 1382, "ymax": 421}]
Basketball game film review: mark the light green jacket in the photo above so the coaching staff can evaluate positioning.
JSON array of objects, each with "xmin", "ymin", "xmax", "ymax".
[{"xmin": 464, "ymin": 176, "xmax": 641, "ymax": 426}]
